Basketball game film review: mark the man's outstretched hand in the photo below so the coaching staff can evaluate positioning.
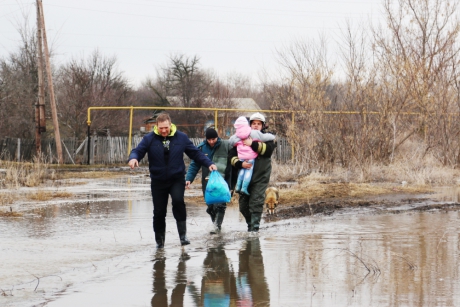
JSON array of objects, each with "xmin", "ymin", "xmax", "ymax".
[{"xmin": 128, "ymin": 159, "xmax": 139, "ymax": 169}]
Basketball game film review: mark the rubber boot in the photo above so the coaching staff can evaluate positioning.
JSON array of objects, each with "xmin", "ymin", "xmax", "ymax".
[
  {"xmin": 215, "ymin": 210, "xmax": 225, "ymax": 230},
  {"xmin": 245, "ymin": 213, "xmax": 252, "ymax": 232},
  {"xmin": 241, "ymin": 181, "xmax": 250, "ymax": 195},
  {"xmin": 239, "ymin": 195, "xmax": 252, "ymax": 231},
  {"xmin": 240, "ymin": 210, "xmax": 251, "ymax": 231},
  {"xmin": 210, "ymin": 209, "xmax": 225, "ymax": 234},
  {"xmin": 250, "ymin": 212, "xmax": 262, "ymax": 232},
  {"xmin": 176, "ymin": 221, "xmax": 190, "ymax": 246},
  {"xmin": 155, "ymin": 232, "xmax": 165, "ymax": 248},
  {"xmin": 206, "ymin": 206, "xmax": 216, "ymax": 223}
]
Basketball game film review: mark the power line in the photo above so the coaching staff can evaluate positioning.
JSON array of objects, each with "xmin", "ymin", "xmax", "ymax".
[
  {"xmin": 54, "ymin": 44, "xmax": 278, "ymax": 54},
  {"xmin": 82, "ymin": 0, "xmax": 379, "ymax": 17},
  {"xmin": 44, "ymin": 3, "xmax": 364, "ymax": 29},
  {"xmin": 49, "ymin": 32, "xmax": 280, "ymax": 43},
  {"xmin": 0, "ymin": 6, "xmax": 32, "ymax": 18},
  {"xmin": 51, "ymin": 43, "xmax": 350, "ymax": 56}
]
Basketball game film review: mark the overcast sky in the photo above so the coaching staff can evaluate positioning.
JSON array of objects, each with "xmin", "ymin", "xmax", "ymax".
[{"xmin": 1, "ymin": 0, "xmax": 384, "ymax": 87}]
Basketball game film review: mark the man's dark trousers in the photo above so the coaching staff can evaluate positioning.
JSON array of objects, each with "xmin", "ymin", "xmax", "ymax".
[{"xmin": 151, "ymin": 178, "xmax": 187, "ymax": 233}]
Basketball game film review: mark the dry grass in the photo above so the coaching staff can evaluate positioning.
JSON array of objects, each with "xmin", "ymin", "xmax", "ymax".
[
  {"xmin": 270, "ymin": 156, "xmax": 438, "ymax": 205},
  {"xmin": 278, "ymin": 180, "xmax": 433, "ymax": 206},
  {"xmin": 271, "ymin": 140, "xmax": 460, "ymax": 189},
  {"xmin": 56, "ymin": 171, "xmax": 129, "ymax": 180},
  {"xmin": 0, "ymin": 156, "xmax": 50, "ymax": 188},
  {"xmin": 0, "ymin": 210, "xmax": 22, "ymax": 217},
  {"xmin": 0, "ymin": 192, "xmax": 17, "ymax": 206},
  {"xmin": 58, "ymin": 181, "xmax": 88, "ymax": 186},
  {"xmin": 270, "ymin": 159, "xmax": 310, "ymax": 183},
  {"xmin": 375, "ymin": 141, "xmax": 459, "ymax": 185},
  {"xmin": 0, "ymin": 159, "xmax": 132, "ymax": 186},
  {"xmin": 26, "ymin": 190, "xmax": 73, "ymax": 201}
]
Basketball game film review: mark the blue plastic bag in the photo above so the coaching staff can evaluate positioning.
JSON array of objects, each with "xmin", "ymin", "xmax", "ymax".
[{"xmin": 205, "ymin": 170, "xmax": 231, "ymax": 205}]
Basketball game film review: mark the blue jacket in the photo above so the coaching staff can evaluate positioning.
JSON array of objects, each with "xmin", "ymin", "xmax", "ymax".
[
  {"xmin": 186, "ymin": 137, "xmax": 232, "ymax": 199},
  {"xmin": 186, "ymin": 139, "xmax": 218, "ymax": 182},
  {"xmin": 128, "ymin": 123, "xmax": 213, "ymax": 181},
  {"xmin": 186, "ymin": 138, "xmax": 231, "ymax": 181}
]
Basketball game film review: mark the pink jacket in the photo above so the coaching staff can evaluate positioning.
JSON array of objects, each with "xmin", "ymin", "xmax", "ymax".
[
  {"xmin": 234, "ymin": 116, "xmax": 257, "ymax": 160},
  {"xmin": 233, "ymin": 116, "xmax": 279, "ymax": 160},
  {"xmin": 235, "ymin": 140, "xmax": 258, "ymax": 160},
  {"xmin": 230, "ymin": 116, "xmax": 276, "ymax": 160}
]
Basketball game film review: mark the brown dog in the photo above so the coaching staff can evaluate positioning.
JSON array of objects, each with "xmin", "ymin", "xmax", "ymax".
[{"xmin": 264, "ymin": 187, "xmax": 279, "ymax": 215}]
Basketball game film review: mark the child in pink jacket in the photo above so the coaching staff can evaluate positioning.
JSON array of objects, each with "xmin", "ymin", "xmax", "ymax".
[{"xmin": 229, "ymin": 116, "xmax": 275, "ymax": 195}]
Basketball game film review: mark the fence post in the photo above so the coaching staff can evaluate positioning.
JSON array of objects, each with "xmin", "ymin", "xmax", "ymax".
[
  {"xmin": 16, "ymin": 138, "xmax": 21, "ymax": 162},
  {"xmin": 90, "ymin": 134, "xmax": 96, "ymax": 165},
  {"xmin": 87, "ymin": 125, "xmax": 91, "ymax": 165}
]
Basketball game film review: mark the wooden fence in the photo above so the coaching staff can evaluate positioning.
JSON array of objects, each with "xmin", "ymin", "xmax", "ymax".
[
  {"xmin": 0, "ymin": 135, "xmax": 291, "ymax": 164},
  {"xmin": 0, "ymin": 138, "xmax": 80, "ymax": 164}
]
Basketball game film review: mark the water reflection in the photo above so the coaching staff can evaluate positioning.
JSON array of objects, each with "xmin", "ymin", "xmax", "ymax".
[
  {"xmin": 237, "ymin": 238, "xmax": 270, "ymax": 306},
  {"xmin": 190, "ymin": 244, "xmax": 236, "ymax": 306},
  {"xmin": 11, "ymin": 200, "xmax": 143, "ymax": 239},
  {"xmin": 151, "ymin": 250, "xmax": 189, "ymax": 306},
  {"xmin": 434, "ymin": 186, "xmax": 460, "ymax": 202},
  {"xmin": 150, "ymin": 239, "xmax": 271, "ymax": 307}
]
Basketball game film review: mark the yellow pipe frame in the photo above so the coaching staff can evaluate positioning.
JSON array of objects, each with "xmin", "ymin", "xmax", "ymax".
[
  {"xmin": 128, "ymin": 106, "xmax": 134, "ymax": 154},
  {"xmin": 86, "ymin": 106, "xmax": 442, "ymax": 162}
]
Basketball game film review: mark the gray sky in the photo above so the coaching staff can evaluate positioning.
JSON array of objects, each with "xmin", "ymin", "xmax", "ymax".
[{"xmin": 0, "ymin": 0, "xmax": 383, "ymax": 87}]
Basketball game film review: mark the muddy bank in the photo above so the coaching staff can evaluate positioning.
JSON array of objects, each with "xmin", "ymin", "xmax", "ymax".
[{"xmin": 267, "ymin": 195, "xmax": 460, "ymax": 222}]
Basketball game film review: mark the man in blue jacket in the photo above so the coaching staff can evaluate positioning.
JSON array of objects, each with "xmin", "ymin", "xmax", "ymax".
[
  {"xmin": 185, "ymin": 128, "xmax": 231, "ymax": 234},
  {"xmin": 128, "ymin": 113, "xmax": 216, "ymax": 248}
]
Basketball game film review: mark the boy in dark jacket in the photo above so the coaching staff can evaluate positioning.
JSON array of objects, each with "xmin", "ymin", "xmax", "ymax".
[
  {"xmin": 128, "ymin": 113, "xmax": 216, "ymax": 248},
  {"xmin": 186, "ymin": 128, "xmax": 232, "ymax": 233}
]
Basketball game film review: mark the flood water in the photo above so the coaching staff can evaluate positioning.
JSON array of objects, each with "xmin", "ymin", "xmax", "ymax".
[{"xmin": 2, "ymin": 183, "xmax": 460, "ymax": 306}]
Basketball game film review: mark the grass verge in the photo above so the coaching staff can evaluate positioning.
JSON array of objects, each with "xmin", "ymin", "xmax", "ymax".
[{"xmin": 26, "ymin": 191, "xmax": 73, "ymax": 201}]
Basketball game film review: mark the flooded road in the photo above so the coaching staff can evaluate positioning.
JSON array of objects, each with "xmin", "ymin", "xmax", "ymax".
[{"xmin": 2, "ymin": 182, "xmax": 460, "ymax": 306}]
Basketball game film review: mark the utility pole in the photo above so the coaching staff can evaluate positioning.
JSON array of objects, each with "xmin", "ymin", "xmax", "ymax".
[
  {"xmin": 37, "ymin": 0, "xmax": 63, "ymax": 163},
  {"xmin": 35, "ymin": 0, "xmax": 46, "ymax": 155}
]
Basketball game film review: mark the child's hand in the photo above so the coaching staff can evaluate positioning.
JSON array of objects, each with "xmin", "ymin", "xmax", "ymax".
[
  {"xmin": 242, "ymin": 160, "xmax": 253, "ymax": 169},
  {"xmin": 243, "ymin": 136, "xmax": 252, "ymax": 146}
]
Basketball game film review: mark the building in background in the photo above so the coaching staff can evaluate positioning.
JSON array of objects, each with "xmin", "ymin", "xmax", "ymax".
[{"xmin": 138, "ymin": 98, "xmax": 262, "ymax": 137}]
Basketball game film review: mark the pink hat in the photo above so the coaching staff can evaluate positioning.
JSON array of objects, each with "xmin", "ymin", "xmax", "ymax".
[{"xmin": 234, "ymin": 116, "xmax": 251, "ymax": 139}]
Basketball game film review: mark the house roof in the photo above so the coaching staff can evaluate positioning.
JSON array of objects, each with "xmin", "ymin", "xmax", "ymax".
[
  {"xmin": 230, "ymin": 98, "xmax": 261, "ymax": 117},
  {"xmin": 142, "ymin": 111, "xmax": 161, "ymax": 124}
]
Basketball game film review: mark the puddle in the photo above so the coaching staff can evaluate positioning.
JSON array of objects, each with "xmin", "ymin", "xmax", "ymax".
[{"xmin": 2, "ymin": 192, "xmax": 460, "ymax": 306}]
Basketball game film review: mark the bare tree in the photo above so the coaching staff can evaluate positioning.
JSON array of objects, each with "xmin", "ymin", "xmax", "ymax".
[
  {"xmin": 266, "ymin": 0, "xmax": 460, "ymax": 174},
  {"xmin": 0, "ymin": 23, "xmax": 38, "ymax": 139},
  {"xmin": 373, "ymin": 0, "xmax": 460, "ymax": 165},
  {"xmin": 55, "ymin": 50, "xmax": 134, "ymax": 139},
  {"xmin": 146, "ymin": 54, "xmax": 212, "ymax": 137},
  {"xmin": 269, "ymin": 37, "xmax": 336, "ymax": 171}
]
